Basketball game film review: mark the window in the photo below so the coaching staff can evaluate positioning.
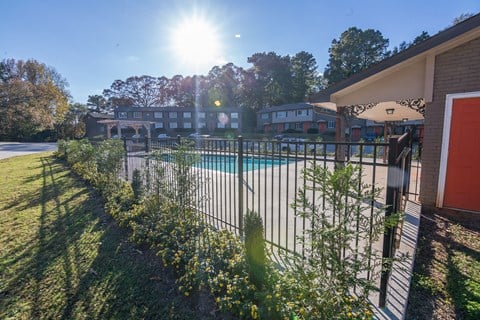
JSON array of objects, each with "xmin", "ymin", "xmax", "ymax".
[
  {"xmin": 198, "ymin": 112, "xmax": 206, "ymax": 119},
  {"xmin": 169, "ymin": 112, "xmax": 177, "ymax": 118},
  {"xmin": 295, "ymin": 122, "xmax": 302, "ymax": 129},
  {"xmin": 154, "ymin": 112, "xmax": 163, "ymax": 118},
  {"xmin": 231, "ymin": 112, "xmax": 239, "ymax": 119},
  {"xmin": 276, "ymin": 111, "xmax": 287, "ymax": 118},
  {"xmin": 327, "ymin": 120, "xmax": 336, "ymax": 129},
  {"xmin": 183, "ymin": 122, "xmax": 192, "ymax": 129},
  {"xmin": 118, "ymin": 112, "xmax": 127, "ymax": 119},
  {"xmin": 261, "ymin": 113, "xmax": 269, "ymax": 120},
  {"xmin": 217, "ymin": 122, "xmax": 225, "ymax": 128},
  {"xmin": 199, "ymin": 121, "xmax": 206, "ymax": 128},
  {"xmin": 133, "ymin": 111, "xmax": 142, "ymax": 119},
  {"xmin": 231, "ymin": 122, "xmax": 239, "ymax": 129},
  {"xmin": 170, "ymin": 122, "xmax": 178, "ymax": 129},
  {"xmin": 155, "ymin": 122, "xmax": 163, "ymax": 129},
  {"xmin": 183, "ymin": 112, "xmax": 191, "ymax": 118},
  {"xmin": 296, "ymin": 109, "xmax": 309, "ymax": 116}
]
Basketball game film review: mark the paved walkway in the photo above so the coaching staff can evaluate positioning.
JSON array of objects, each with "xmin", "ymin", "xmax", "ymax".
[
  {"xmin": 0, "ymin": 142, "xmax": 57, "ymax": 159},
  {"xmin": 372, "ymin": 200, "xmax": 421, "ymax": 320}
]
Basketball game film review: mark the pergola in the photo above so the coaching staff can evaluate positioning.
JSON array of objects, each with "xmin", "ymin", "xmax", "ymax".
[
  {"xmin": 310, "ymin": 51, "xmax": 429, "ymax": 138},
  {"xmin": 98, "ymin": 119, "xmax": 154, "ymax": 139}
]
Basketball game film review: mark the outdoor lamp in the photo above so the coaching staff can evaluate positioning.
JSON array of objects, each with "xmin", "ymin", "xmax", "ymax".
[{"xmin": 386, "ymin": 108, "xmax": 395, "ymax": 115}]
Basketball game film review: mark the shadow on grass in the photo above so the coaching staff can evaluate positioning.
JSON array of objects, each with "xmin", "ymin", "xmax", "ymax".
[
  {"xmin": 407, "ymin": 211, "xmax": 480, "ymax": 320},
  {"xmin": 2, "ymin": 156, "xmax": 208, "ymax": 319},
  {"xmin": 405, "ymin": 215, "xmax": 445, "ymax": 320},
  {"xmin": 446, "ymin": 229, "xmax": 480, "ymax": 320}
]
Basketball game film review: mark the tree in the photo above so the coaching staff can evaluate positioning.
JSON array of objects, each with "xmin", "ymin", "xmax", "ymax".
[
  {"xmin": 206, "ymin": 63, "xmax": 245, "ymax": 107},
  {"xmin": 58, "ymin": 103, "xmax": 88, "ymax": 139},
  {"xmin": 247, "ymin": 52, "xmax": 293, "ymax": 107},
  {"xmin": 390, "ymin": 31, "xmax": 430, "ymax": 55},
  {"xmin": 87, "ymin": 94, "xmax": 111, "ymax": 113},
  {"xmin": 452, "ymin": 13, "xmax": 474, "ymax": 25},
  {"xmin": 290, "ymin": 51, "xmax": 320, "ymax": 101},
  {"xmin": 103, "ymin": 75, "xmax": 168, "ymax": 108},
  {"xmin": 323, "ymin": 27, "xmax": 390, "ymax": 85},
  {"xmin": 0, "ymin": 58, "xmax": 70, "ymax": 140}
]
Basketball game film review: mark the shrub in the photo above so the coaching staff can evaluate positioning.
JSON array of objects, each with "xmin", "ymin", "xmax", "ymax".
[
  {"xmin": 131, "ymin": 169, "xmax": 143, "ymax": 201},
  {"xmin": 244, "ymin": 210, "xmax": 267, "ymax": 290},
  {"xmin": 283, "ymin": 163, "xmax": 398, "ymax": 319}
]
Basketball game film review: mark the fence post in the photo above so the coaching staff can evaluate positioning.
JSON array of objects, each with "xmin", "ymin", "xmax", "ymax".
[
  {"xmin": 379, "ymin": 135, "xmax": 399, "ymax": 307},
  {"xmin": 238, "ymin": 135, "xmax": 244, "ymax": 237},
  {"xmin": 123, "ymin": 137, "xmax": 129, "ymax": 181},
  {"xmin": 145, "ymin": 136, "xmax": 150, "ymax": 153}
]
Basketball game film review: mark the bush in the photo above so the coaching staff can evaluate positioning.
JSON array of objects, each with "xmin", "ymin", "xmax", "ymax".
[
  {"xmin": 131, "ymin": 169, "xmax": 143, "ymax": 201},
  {"xmin": 57, "ymin": 139, "xmax": 393, "ymax": 319},
  {"xmin": 244, "ymin": 210, "xmax": 266, "ymax": 290}
]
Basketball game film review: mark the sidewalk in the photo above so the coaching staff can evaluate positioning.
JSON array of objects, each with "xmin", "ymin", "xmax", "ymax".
[
  {"xmin": 372, "ymin": 200, "xmax": 421, "ymax": 320},
  {"xmin": 0, "ymin": 142, "xmax": 57, "ymax": 159}
]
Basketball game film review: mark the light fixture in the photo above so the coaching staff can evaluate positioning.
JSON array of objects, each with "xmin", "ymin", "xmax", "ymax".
[
  {"xmin": 402, "ymin": 118, "xmax": 408, "ymax": 122},
  {"xmin": 386, "ymin": 108, "xmax": 395, "ymax": 115}
]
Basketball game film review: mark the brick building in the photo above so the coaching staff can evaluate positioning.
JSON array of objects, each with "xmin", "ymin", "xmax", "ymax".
[
  {"xmin": 257, "ymin": 103, "xmax": 367, "ymax": 140},
  {"xmin": 85, "ymin": 112, "xmax": 113, "ymax": 139},
  {"xmin": 113, "ymin": 106, "xmax": 242, "ymax": 136},
  {"xmin": 311, "ymin": 14, "xmax": 480, "ymax": 213}
]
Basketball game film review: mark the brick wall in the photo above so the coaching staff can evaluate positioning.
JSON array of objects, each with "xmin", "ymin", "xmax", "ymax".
[{"xmin": 420, "ymin": 37, "xmax": 480, "ymax": 206}]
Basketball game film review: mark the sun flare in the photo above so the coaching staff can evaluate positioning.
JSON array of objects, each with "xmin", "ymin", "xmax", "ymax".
[{"xmin": 171, "ymin": 16, "xmax": 221, "ymax": 69}]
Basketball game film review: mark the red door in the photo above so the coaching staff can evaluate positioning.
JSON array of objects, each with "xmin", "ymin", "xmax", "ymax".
[
  {"xmin": 303, "ymin": 122, "xmax": 310, "ymax": 133},
  {"xmin": 443, "ymin": 97, "xmax": 480, "ymax": 212}
]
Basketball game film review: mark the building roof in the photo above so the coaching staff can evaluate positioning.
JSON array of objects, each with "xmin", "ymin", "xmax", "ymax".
[
  {"xmin": 114, "ymin": 106, "xmax": 241, "ymax": 112},
  {"xmin": 258, "ymin": 103, "xmax": 335, "ymax": 115},
  {"xmin": 88, "ymin": 112, "xmax": 114, "ymax": 119}
]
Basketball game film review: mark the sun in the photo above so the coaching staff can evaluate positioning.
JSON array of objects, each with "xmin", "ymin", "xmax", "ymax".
[{"xmin": 171, "ymin": 15, "xmax": 221, "ymax": 69}]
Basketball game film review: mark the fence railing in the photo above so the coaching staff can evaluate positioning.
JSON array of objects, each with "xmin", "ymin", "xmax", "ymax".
[{"xmin": 121, "ymin": 133, "xmax": 418, "ymax": 307}]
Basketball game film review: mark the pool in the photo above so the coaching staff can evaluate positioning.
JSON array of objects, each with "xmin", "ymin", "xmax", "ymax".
[
  {"xmin": 197, "ymin": 154, "xmax": 295, "ymax": 173},
  {"xmin": 159, "ymin": 153, "xmax": 295, "ymax": 173}
]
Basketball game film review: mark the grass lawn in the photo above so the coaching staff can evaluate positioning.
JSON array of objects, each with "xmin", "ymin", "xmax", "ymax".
[
  {"xmin": 406, "ymin": 210, "xmax": 480, "ymax": 320},
  {"xmin": 0, "ymin": 153, "xmax": 217, "ymax": 319}
]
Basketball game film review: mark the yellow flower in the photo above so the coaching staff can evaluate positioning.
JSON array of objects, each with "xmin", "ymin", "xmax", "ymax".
[
  {"xmin": 184, "ymin": 292, "xmax": 190, "ymax": 297},
  {"xmin": 251, "ymin": 304, "xmax": 258, "ymax": 320}
]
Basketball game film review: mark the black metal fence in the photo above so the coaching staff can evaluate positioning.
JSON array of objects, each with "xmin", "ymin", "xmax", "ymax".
[{"xmin": 121, "ymin": 132, "xmax": 418, "ymax": 307}]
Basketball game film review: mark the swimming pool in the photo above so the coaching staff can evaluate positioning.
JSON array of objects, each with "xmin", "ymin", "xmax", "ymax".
[
  {"xmin": 197, "ymin": 154, "xmax": 295, "ymax": 173},
  {"xmin": 159, "ymin": 153, "xmax": 295, "ymax": 173}
]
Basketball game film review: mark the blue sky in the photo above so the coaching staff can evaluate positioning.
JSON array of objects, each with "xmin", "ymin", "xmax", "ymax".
[{"xmin": 1, "ymin": 0, "xmax": 479, "ymax": 103}]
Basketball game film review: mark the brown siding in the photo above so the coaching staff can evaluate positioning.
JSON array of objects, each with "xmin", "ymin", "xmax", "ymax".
[{"xmin": 420, "ymin": 37, "xmax": 480, "ymax": 206}]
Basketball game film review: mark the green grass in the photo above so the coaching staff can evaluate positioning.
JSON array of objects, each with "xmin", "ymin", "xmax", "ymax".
[
  {"xmin": 0, "ymin": 153, "xmax": 205, "ymax": 319},
  {"xmin": 447, "ymin": 224, "xmax": 480, "ymax": 319},
  {"xmin": 407, "ymin": 214, "xmax": 480, "ymax": 319}
]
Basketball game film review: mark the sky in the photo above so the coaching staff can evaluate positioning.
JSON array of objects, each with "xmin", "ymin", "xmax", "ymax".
[{"xmin": 1, "ymin": 0, "xmax": 479, "ymax": 104}]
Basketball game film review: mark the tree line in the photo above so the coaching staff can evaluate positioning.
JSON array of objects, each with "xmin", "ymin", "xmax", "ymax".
[
  {"xmin": 90, "ymin": 27, "xmax": 433, "ymax": 113},
  {"xmin": 89, "ymin": 50, "xmax": 320, "ymax": 113},
  {"xmin": 1, "ymin": 24, "xmax": 441, "ymax": 141}
]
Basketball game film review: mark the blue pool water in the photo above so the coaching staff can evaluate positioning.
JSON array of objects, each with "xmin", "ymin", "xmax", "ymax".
[
  {"xmin": 196, "ymin": 154, "xmax": 294, "ymax": 173},
  {"xmin": 160, "ymin": 154, "xmax": 294, "ymax": 173}
]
